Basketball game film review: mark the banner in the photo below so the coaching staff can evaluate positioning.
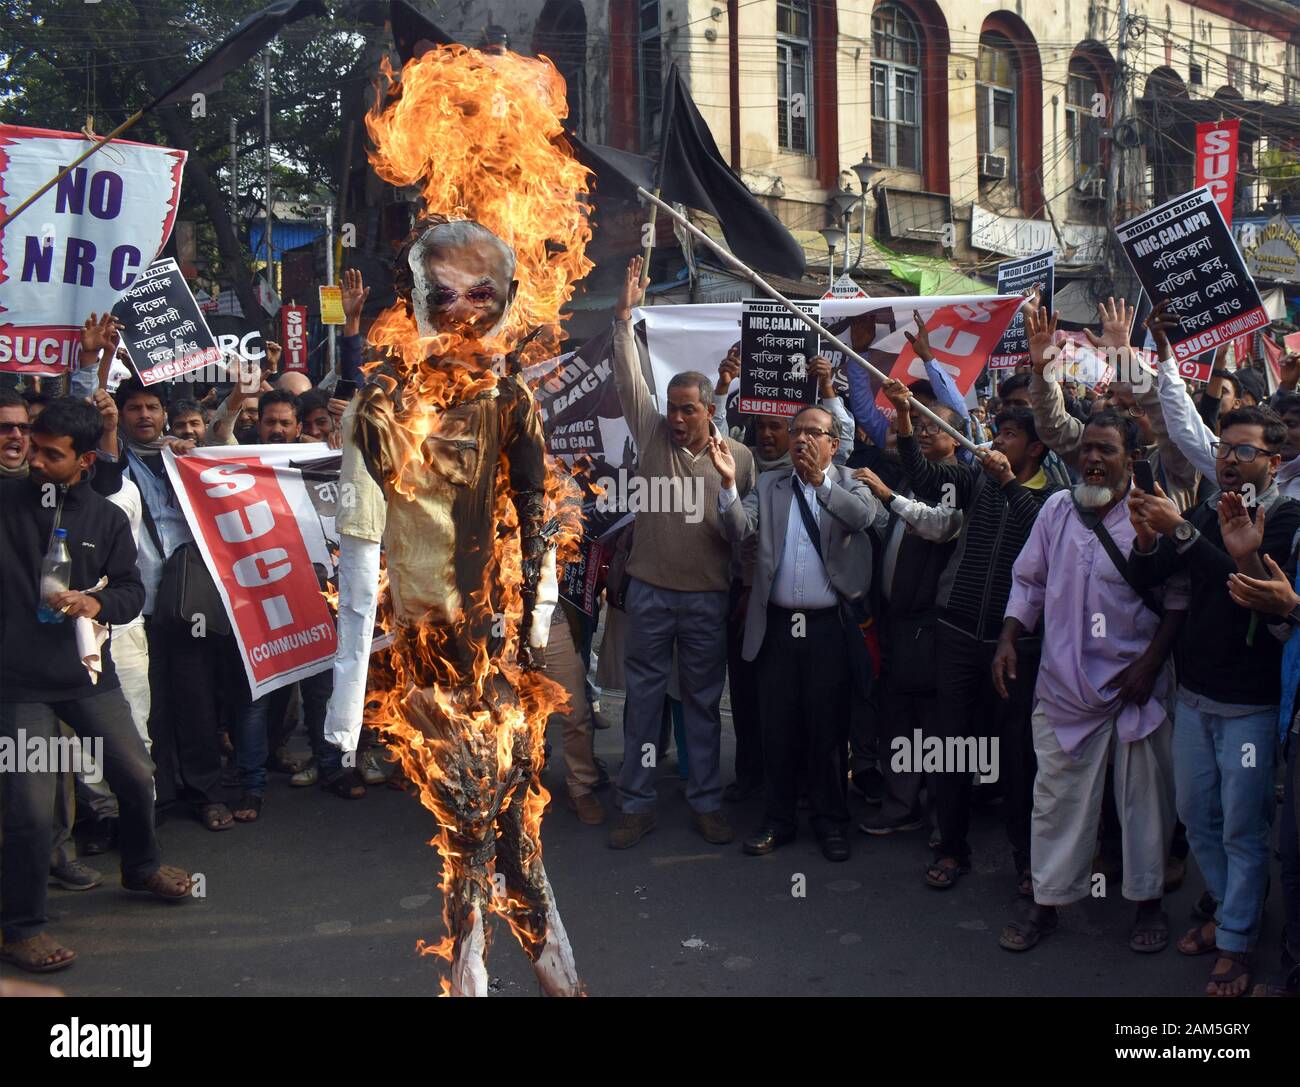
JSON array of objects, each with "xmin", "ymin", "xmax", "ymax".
[
  {"xmin": 1116, "ymin": 186, "xmax": 1267, "ymax": 379},
  {"xmin": 205, "ymin": 314, "xmax": 267, "ymax": 367},
  {"xmin": 281, "ymin": 304, "xmax": 308, "ymax": 371},
  {"xmin": 1194, "ymin": 120, "xmax": 1239, "ymax": 228},
  {"xmin": 319, "ymin": 285, "xmax": 344, "ymax": 325},
  {"xmin": 738, "ymin": 299, "xmax": 820, "ymax": 416},
  {"xmin": 0, "ymin": 124, "xmax": 186, "ymax": 375},
  {"xmin": 163, "ymin": 443, "xmax": 340, "ymax": 699},
  {"xmin": 111, "ymin": 259, "xmax": 222, "ymax": 385},
  {"xmin": 989, "ymin": 251, "xmax": 1055, "ymax": 369}
]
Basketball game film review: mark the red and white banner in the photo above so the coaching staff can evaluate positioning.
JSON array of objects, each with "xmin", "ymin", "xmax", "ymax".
[
  {"xmin": 1195, "ymin": 120, "xmax": 1240, "ymax": 228},
  {"xmin": 281, "ymin": 304, "xmax": 308, "ymax": 372},
  {"xmin": 637, "ymin": 295, "xmax": 1022, "ymax": 415},
  {"xmin": 0, "ymin": 125, "xmax": 186, "ymax": 376},
  {"xmin": 163, "ymin": 444, "xmax": 339, "ymax": 699}
]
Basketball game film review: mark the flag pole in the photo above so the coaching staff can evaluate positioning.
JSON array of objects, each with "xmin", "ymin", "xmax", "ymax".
[
  {"xmin": 0, "ymin": 110, "xmax": 147, "ymax": 230},
  {"xmin": 638, "ymin": 188, "xmax": 660, "ymax": 307},
  {"xmin": 636, "ymin": 186, "xmax": 981, "ymax": 454}
]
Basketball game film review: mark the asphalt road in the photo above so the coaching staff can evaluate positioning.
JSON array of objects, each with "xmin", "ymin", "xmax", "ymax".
[{"xmin": 14, "ymin": 692, "xmax": 1291, "ymax": 998}]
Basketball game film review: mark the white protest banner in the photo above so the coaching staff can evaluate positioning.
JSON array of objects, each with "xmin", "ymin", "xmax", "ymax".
[
  {"xmin": 0, "ymin": 125, "xmax": 185, "ymax": 376},
  {"xmin": 163, "ymin": 443, "xmax": 339, "ymax": 699}
]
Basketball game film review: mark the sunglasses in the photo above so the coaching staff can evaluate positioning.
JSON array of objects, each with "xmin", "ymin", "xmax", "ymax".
[{"xmin": 0, "ymin": 421, "xmax": 31, "ymax": 436}]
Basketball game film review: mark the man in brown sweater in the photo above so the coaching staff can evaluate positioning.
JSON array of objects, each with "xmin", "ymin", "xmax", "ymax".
[{"xmin": 607, "ymin": 256, "xmax": 756, "ymax": 849}]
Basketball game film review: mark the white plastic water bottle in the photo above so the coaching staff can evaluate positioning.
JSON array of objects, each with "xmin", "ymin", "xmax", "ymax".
[{"xmin": 38, "ymin": 528, "xmax": 71, "ymax": 624}]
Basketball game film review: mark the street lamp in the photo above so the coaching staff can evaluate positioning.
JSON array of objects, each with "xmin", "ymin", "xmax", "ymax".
[
  {"xmin": 820, "ymin": 225, "xmax": 845, "ymax": 283},
  {"xmin": 847, "ymin": 157, "xmax": 883, "ymax": 273}
]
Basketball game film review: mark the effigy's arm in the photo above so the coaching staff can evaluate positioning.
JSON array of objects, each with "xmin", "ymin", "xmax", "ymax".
[
  {"xmin": 323, "ymin": 391, "xmax": 389, "ymax": 754},
  {"xmin": 506, "ymin": 377, "xmax": 558, "ymax": 667}
]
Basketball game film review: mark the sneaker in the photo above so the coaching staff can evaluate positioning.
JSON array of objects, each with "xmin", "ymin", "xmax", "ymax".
[
  {"xmin": 690, "ymin": 808, "xmax": 734, "ymax": 845},
  {"xmin": 567, "ymin": 791, "xmax": 606, "ymax": 826},
  {"xmin": 290, "ymin": 759, "xmax": 319, "ymax": 787},
  {"xmin": 49, "ymin": 859, "xmax": 103, "ymax": 891},
  {"xmin": 360, "ymin": 749, "xmax": 389, "ymax": 786},
  {"xmin": 607, "ymin": 812, "xmax": 656, "ymax": 849},
  {"xmin": 859, "ymin": 812, "xmax": 925, "ymax": 837}
]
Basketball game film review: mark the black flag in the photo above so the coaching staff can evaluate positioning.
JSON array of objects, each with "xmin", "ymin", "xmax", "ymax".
[
  {"xmin": 657, "ymin": 64, "xmax": 806, "ymax": 280},
  {"xmin": 150, "ymin": 0, "xmax": 328, "ymax": 108},
  {"xmin": 389, "ymin": 0, "xmax": 458, "ymax": 65}
]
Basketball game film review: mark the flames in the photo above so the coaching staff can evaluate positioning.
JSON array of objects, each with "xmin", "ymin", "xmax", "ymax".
[{"xmin": 359, "ymin": 43, "xmax": 591, "ymax": 993}]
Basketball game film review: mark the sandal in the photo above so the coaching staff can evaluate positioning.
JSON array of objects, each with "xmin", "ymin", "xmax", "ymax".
[
  {"xmin": 1177, "ymin": 921, "xmax": 1217, "ymax": 956},
  {"xmin": 999, "ymin": 905, "xmax": 1058, "ymax": 952},
  {"xmin": 122, "ymin": 863, "xmax": 193, "ymax": 901},
  {"xmin": 232, "ymin": 793, "xmax": 262, "ymax": 823},
  {"xmin": 925, "ymin": 856, "xmax": 970, "ymax": 890},
  {"xmin": 322, "ymin": 767, "xmax": 366, "ymax": 800},
  {"xmin": 0, "ymin": 932, "xmax": 78, "ymax": 973},
  {"xmin": 199, "ymin": 803, "xmax": 234, "ymax": 832},
  {"xmin": 1130, "ymin": 909, "xmax": 1169, "ymax": 954},
  {"xmin": 1206, "ymin": 951, "xmax": 1251, "ymax": 998}
]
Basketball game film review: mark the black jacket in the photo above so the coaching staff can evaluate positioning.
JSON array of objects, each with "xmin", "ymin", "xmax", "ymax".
[
  {"xmin": 1129, "ymin": 492, "xmax": 1300, "ymax": 707},
  {"xmin": 897, "ymin": 434, "xmax": 1059, "ymax": 642},
  {"xmin": 0, "ymin": 475, "xmax": 144, "ymax": 702}
]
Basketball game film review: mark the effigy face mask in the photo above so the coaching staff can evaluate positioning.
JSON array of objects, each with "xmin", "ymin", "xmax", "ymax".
[{"xmin": 407, "ymin": 220, "xmax": 518, "ymax": 343}]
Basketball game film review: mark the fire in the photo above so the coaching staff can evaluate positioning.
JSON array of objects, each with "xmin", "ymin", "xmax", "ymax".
[{"xmin": 359, "ymin": 42, "xmax": 591, "ymax": 993}]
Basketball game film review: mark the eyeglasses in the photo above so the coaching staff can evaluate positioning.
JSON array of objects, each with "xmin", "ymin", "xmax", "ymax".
[
  {"xmin": 1212, "ymin": 440, "xmax": 1274, "ymax": 462},
  {"xmin": 789, "ymin": 425, "xmax": 835, "ymax": 439},
  {"xmin": 1123, "ymin": 405, "xmax": 1146, "ymax": 418},
  {"xmin": 914, "ymin": 421, "xmax": 944, "ymax": 436},
  {"xmin": 0, "ymin": 421, "xmax": 31, "ymax": 435}
]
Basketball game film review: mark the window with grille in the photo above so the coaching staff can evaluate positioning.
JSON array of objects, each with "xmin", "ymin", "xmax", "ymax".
[
  {"xmin": 777, "ymin": 0, "xmax": 812, "ymax": 153},
  {"xmin": 977, "ymin": 35, "xmax": 1017, "ymax": 198},
  {"xmin": 870, "ymin": 4, "xmax": 921, "ymax": 171},
  {"xmin": 1065, "ymin": 61, "xmax": 1103, "ymax": 186}
]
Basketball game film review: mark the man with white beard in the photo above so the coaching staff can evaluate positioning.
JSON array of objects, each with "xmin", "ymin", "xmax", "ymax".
[{"xmin": 992, "ymin": 411, "xmax": 1188, "ymax": 955}]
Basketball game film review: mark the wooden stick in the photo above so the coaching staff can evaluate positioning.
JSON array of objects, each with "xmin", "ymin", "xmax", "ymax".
[{"xmin": 635, "ymin": 187, "xmax": 981, "ymax": 454}]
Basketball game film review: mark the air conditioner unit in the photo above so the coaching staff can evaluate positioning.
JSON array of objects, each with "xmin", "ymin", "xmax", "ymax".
[
  {"xmin": 1078, "ymin": 177, "xmax": 1107, "ymax": 203},
  {"xmin": 979, "ymin": 153, "xmax": 1008, "ymax": 180}
]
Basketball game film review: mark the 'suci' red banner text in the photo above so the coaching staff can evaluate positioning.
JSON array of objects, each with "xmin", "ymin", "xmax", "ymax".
[
  {"xmin": 163, "ymin": 444, "xmax": 337, "ymax": 698},
  {"xmin": 1194, "ymin": 120, "xmax": 1240, "ymax": 228}
]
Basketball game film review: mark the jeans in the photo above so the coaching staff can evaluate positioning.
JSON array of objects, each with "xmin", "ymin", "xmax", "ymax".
[
  {"xmin": 236, "ymin": 695, "xmax": 270, "ymax": 797},
  {"xmin": 1173, "ymin": 700, "xmax": 1277, "ymax": 954},
  {"xmin": 617, "ymin": 577, "xmax": 728, "ymax": 815},
  {"xmin": 1279, "ymin": 736, "xmax": 1299, "ymax": 969},
  {"xmin": 1, "ymin": 691, "xmax": 161, "ymax": 942},
  {"xmin": 78, "ymin": 623, "xmax": 152, "ymax": 819}
]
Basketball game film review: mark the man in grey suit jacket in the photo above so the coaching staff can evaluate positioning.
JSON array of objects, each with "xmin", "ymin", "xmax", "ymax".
[{"xmin": 709, "ymin": 404, "xmax": 883, "ymax": 861}]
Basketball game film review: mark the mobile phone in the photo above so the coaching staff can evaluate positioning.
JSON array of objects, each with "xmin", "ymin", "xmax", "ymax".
[
  {"xmin": 1133, "ymin": 460, "xmax": 1156, "ymax": 493},
  {"xmin": 334, "ymin": 379, "xmax": 358, "ymax": 401}
]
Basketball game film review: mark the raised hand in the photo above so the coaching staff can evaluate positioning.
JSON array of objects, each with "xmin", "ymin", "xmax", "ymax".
[
  {"xmin": 716, "ymin": 347, "xmax": 740, "ymax": 394},
  {"xmin": 978, "ymin": 447, "xmax": 1014, "ymax": 485},
  {"xmin": 1025, "ymin": 303, "xmax": 1060, "ymax": 377},
  {"xmin": 1084, "ymin": 296, "xmax": 1131, "ymax": 351},
  {"xmin": 1218, "ymin": 490, "xmax": 1266, "ymax": 563},
  {"xmin": 1227, "ymin": 553, "xmax": 1300, "ymax": 617},
  {"xmin": 341, "ymin": 268, "xmax": 369, "ymax": 336},
  {"xmin": 902, "ymin": 309, "xmax": 933, "ymax": 361},
  {"xmin": 616, "ymin": 255, "xmax": 648, "ymax": 323},
  {"xmin": 707, "ymin": 435, "xmax": 736, "ymax": 489},
  {"xmin": 1145, "ymin": 300, "xmax": 1179, "ymax": 355},
  {"xmin": 810, "ymin": 354, "xmax": 834, "ymax": 397}
]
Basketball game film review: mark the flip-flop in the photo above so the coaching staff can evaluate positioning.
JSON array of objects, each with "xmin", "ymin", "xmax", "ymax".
[
  {"xmin": 0, "ymin": 933, "xmax": 78, "ymax": 973},
  {"xmin": 999, "ymin": 907, "xmax": 1059, "ymax": 952},
  {"xmin": 122, "ymin": 863, "xmax": 193, "ymax": 901},
  {"xmin": 925, "ymin": 857, "xmax": 970, "ymax": 890},
  {"xmin": 1130, "ymin": 910, "xmax": 1169, "ymax": 954},
  {"xmin": 1206, "ymin": 951, "xmax": 1252, "ymax": 998}
]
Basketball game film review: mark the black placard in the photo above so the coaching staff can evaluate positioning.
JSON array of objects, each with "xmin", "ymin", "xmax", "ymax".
[
  {"xmin": 989, "ymin": 251, "xmax": 1055, "ymax": 370},
  {"xmin": 1116, "ymin": 186, "xmax": 1268, "ymax": 369},
  {"xmin": 111, "ymin": 258, "xmax": 222, "ymax": 386},
  {"xmin": 738, "ymin": 299, "xmax": 820, "ymax": 417}
]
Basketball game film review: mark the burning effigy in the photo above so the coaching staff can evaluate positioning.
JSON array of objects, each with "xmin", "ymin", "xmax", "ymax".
[{"xmin": 330, "ymin": 42, "xmax": 592, "ymax": 996}]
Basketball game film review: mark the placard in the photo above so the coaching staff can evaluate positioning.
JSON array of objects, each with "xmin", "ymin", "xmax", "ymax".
[
  {"xmin": 281, "ymin": 304, "xmax": 308, "ymax": 372},
  {"xmin": 989, "ymin": 251, "xmax": 1055, "ymax": 369},
  {"xmin": 110, "ymin": 258, "xmax": 221, "ymax": 385},
  {"xmin": 738, "ymin": 299, "xmax": 820, "ymax": 417},
  {"xmin": 1116, "ymin": 186, "xmax": 1268, "ymax": 374},
  {"xmin": 319, "ymin": 284, "xmax": 345, "ymax": 325}
]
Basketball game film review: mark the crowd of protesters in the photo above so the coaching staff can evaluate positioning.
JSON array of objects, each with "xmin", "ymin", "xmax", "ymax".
[{"xmin": 2, "ymin": 256, "xmax": 1299, "ymax": 1002}]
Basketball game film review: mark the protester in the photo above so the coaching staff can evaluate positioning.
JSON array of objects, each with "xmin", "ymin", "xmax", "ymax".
[
  {"xmin": 166, "ymin": 398, "xmax": 208, "ymax": 444},
  {"xmin": 885, "ymin": 377, "xmax": 1057, "ymax": 895},
  {"xmin": 712, "ymin": 405, "xmax": 880, "ymax": 861},
  {"xmin": 0, "ymin": 386, "xmax": 30, "ymax": 476},
  {"xmin": 112, "ymin": 379, "xmax": 239, "ymax": 831},
  {"xmin": 606, "ymin": 255, "xmax": 755, "ymax": 850},
  {"xmin": 994, "ymin": 411, "xmax": 1186, "ymax": 954},
  {"xmin": 257, "ymin": 388, "xmax": 302, "ymax": 443},
  {"xmin": 854, "ymin": 404, "xmax": 965, "ymax": 836},
  {"xmin": 298, "ymin": 389, "xmax": 336, "ymax": 445},
  {"xmin": 0, "ymin": 399, "xmax": 193, "ymax": 974},
  {"xmin": 1129, "ymin": 405, "xmax": 1300, "ymax": 996}
]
